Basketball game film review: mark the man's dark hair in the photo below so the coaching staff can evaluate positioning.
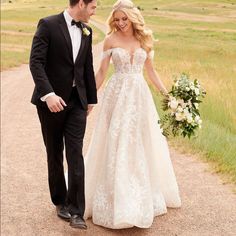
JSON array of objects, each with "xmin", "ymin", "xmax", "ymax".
[{"xmin": 70, "ymin": 0, "xmax": 94, "ymax": 7}]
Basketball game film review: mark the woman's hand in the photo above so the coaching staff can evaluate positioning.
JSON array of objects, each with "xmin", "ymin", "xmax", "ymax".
[{"xmin": 87, "ymin": 104, "xmax": 94, "ymax": 116}]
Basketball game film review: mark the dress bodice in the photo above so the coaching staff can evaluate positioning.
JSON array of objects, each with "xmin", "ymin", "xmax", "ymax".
[{"xmin": 102, "ymin": 47, "xmax": 154, "ymax": 74}]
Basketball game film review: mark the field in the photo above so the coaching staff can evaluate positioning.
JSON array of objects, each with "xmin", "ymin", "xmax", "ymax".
[
  {"xmin": 1, "ymin": 0, "xmax": 236, "ymax": 183},
  {"xmin": 1, "ymin": 0, "xmax": 104, "ymax": 69}
]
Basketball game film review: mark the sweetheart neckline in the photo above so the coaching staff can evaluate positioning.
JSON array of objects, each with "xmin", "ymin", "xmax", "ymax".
[
  {"xmin": 111, "ymin": 47, "xmax": 146, "ymax": 55},
  {"xmin": 108, "ymin": 47, "xmax": 146, "ymax": 65}
]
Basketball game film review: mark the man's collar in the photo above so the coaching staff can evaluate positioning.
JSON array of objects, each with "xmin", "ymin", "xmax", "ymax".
[{"xmin": 63, "ymin": 9, "xmax": 73, "ymax": 27}]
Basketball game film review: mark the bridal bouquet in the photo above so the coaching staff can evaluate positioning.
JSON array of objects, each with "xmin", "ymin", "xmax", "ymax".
[{"xmin": 159, "ymin": 73, "xmax": 206, "ymax": 138}]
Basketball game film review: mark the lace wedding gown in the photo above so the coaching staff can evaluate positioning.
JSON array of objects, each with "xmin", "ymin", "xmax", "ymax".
[{"xmin": 84, "ymin": 47, "xmax": 181, "ymax": 229}]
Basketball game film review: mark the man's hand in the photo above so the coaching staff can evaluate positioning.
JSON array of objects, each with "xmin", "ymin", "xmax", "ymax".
[
  {"xmin": 87, "ymin": 105, "xmax": 94, "ymax": 116},
  {"xmin": 46, "ymin": 95, "xmax": 67, "ymax": 112}
]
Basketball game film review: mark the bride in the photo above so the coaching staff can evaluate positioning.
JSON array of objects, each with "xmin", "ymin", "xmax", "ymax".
[{"xmin": 84, "ymin": 0, "xmax": 181, "ymax": 229}]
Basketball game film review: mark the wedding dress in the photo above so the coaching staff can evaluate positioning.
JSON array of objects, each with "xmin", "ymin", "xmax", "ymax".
[{"xmin": 84, "ymin": 47, "xmax": 181, "ymax": 229}]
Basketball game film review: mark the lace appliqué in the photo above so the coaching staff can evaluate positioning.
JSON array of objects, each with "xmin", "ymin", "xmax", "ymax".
[{"xmin": 101, "ymin": 49, "xmax": 112, "ymax": 60}]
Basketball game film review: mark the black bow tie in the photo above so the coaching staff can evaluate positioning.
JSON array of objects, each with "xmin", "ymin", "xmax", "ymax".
[{"xmin": 71, "ymin": 20, "xmax": 83, "ymax": 30}]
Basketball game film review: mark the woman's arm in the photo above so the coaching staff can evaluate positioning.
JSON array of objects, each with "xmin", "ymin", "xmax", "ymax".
[
  {"xmin": 96, "ymin": 37, "xmax": 112, "ymax": 90},
  {"xmin": 144, "ymin": 54, "xmax": 168, "ymax": 95}
]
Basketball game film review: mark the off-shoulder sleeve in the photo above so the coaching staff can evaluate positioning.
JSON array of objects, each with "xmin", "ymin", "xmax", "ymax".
[
  {"xmin": 147, "ymin": 50, "xmax": 155, "ymax": 60},
  {"xmin": 101, "ymin": 49, "xmax": 112, "ymax": 60}
]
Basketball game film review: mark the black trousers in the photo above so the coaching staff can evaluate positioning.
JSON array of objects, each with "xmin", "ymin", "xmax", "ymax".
[{"xmin": 37, "ymin": 88, "xmax": 87, "ymax": 216}]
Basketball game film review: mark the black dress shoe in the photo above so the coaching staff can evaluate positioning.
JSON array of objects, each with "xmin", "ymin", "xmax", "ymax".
[
  {"xmin": 56, "ymin": 205, "xmax": 71, "ymax": 221},
  {"xmin": 70, "ymin": 215, "xmax": 87, "ymax": 229}
]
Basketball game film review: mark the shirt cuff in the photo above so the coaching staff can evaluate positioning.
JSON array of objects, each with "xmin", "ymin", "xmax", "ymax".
[{"xmin": 40, "ymin": 92, "xmax": 56, "ymax": 102}]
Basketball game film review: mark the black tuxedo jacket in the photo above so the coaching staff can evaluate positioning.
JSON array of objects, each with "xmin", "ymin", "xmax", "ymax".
[{"xmin": 30, "ymin": 12, "xmax": 97, "ymax": 110}]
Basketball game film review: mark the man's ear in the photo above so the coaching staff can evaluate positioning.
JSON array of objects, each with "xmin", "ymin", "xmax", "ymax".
[{"xmin": 78, "ymin": 0, "xmax": 85, "ymax": 9}]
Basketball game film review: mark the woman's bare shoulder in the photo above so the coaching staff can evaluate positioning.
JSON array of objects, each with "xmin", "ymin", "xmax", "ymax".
[{"xmin": 103, "ymin": 33, "xmax": 119, "ymax": 50}]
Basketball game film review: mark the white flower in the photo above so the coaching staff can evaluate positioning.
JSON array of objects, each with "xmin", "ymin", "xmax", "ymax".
[
  {"xmin": 177, "ymin": 106, "xmax": 183, "ymax": 112},
  {"xmin": 187, "ymin": 100, "xmax": 192, "ymax": 108},
  {"xmin": 194, "ymin": 88, "xmax": 200, "ymax": 95},
  {"xmin": 174, "ymin": 81, "xmax": 179, "ymax": 87},
  {"xmin": 183, "ymin": 108, "xmax": 190, "ymax": 115},
  {"xmin": 194, "ymin": 115, "xmax": 202, "ymax": 125},
  {"xmin": 186, "ymin": 87, "xmax": 190, "ymax": 91},
  {"xmin": 195, "ymin": 115, "xmax": 200, "ymax": 121},
  {"xmin": 82, "ymin": 27, "xmax": 90, "ymax": 36},
  {"xmin": 175, "ymin": 112, "xmax": 185, "ymax": 121},
  {"xmin": 168, "ymin": 97, "xmax": 178, "ymax": 110},
  {"xmin": 199, "ymin": 119, "xmax": 202, "ymax": 124},
  {"xmin": 195, "ymin": 80, "xmax": 200, "ymax": 88},
  {"xmin": 190, "ymin": 85, "xmax": 195, "ymax": 90},
  {"xmin": 181, "ymin": 101, "xmax": 187, "ymax": 108},
  {"xmin": 178, "ymin": 99, "xmax": 186, "ymax": 109},
  {"xmin": 187, "ymin": 115, "xmax": 193, "ymax": 123}
]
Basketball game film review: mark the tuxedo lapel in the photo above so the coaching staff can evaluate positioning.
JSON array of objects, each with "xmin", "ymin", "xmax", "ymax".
[{"xmin": 58, "ymin": 13, "xmax": 73, "ymax": 60}]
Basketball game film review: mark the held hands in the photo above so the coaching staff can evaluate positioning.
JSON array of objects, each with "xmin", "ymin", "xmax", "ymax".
[
  {"xmin": 46, "ymin": 95, "xmax": 67, "ymax": 112},
  {"xmin": 87, "ymin": 105, "xmax": 94, "ymax": 116}
]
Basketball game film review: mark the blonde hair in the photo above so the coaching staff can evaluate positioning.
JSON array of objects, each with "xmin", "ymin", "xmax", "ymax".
[{"xmin": 107, "ymin": 0, "xmax": 154, "ymax": 52}]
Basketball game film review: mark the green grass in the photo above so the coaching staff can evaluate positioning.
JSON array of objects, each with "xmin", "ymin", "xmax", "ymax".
[
  {"xmin": 1, "ymin": 50, "xmax": 30, "ymax": 68},
  {"xmin": 1, "ymin": 0, "xmax": 105, "ymax": 70},
  {"xmin": 1, "ymin": 24, "xmax": 36, "ymax": 33}
]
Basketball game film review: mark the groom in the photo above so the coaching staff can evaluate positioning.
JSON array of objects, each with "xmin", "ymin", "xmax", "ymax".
[{"xmin": 29, "ymin": 0, "xmax": 97, "ymax": 229}]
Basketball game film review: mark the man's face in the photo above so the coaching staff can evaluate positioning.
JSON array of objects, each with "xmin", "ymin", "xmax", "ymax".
[{"xmin": 78, "ymin": 0, "xmax": 97, "ymax": 23}]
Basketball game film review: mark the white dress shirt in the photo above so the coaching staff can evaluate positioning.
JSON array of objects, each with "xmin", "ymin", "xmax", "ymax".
[{"xmin": 41, "ymin": 10, "xmax": 82, "ymax": 102}]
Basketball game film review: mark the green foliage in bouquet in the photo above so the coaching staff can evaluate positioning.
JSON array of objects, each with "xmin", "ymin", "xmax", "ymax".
[{"xmin": 159, "ymin": 73, "xmax": 206, "ymax": 138}]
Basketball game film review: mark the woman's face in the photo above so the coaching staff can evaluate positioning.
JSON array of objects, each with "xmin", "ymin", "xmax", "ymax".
[{"xmin": 113, "ymin": 10, "xmax": 132, "ymax": 33}]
